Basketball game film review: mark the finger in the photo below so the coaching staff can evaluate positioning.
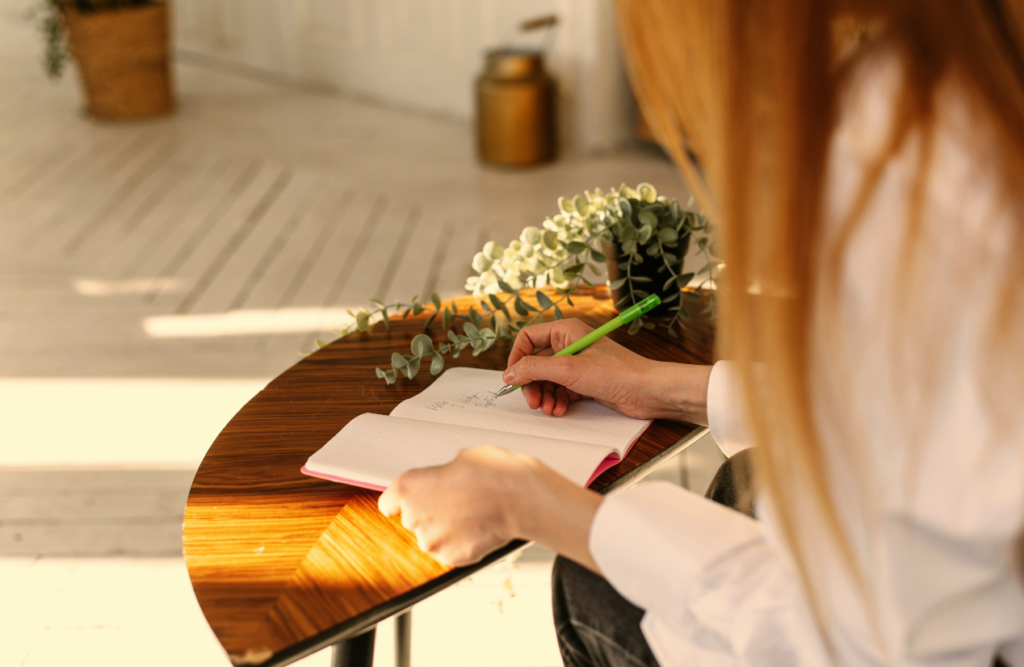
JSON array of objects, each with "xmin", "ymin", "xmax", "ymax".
[
  {"xmin": 553, "ymin": 385, "xmax": 573, "ymax": 417},
  {"xmin": 522, "ymin": 382, "xmax": 543, "ymax": 409},
  {"xmin": 504, "ymin": 353, "xmax": 584, "ymax": 391},
  {"xmin": 506, "ymin": 319, "xmax": 591, "ymax": 368},
  {"xmin": 378, "ymin": 485, "xmax": 401, "ymax": 517},
  {"xmin": 541, "ymin": 381, "xmax": 557, "ymax": 415}
]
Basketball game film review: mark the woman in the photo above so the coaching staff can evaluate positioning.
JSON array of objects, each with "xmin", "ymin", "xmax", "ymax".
[{"xmin": 378, "ymin": 1, "xmax": 1024, "ymax": 664}]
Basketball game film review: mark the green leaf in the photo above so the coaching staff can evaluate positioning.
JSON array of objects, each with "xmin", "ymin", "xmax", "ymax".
[
  {"xmin": 356, "ymin": 311, "xmax": 370, "ymax": 332},
  {"xmin": 630, "ymin": 275, "xmax": 652, "ymax": 283},
  {"xmin": 369, "ymin": 298, "xmax": 385, "ymax": 308},
  {"xmin": 554, "ymin": 305, "xmax": 563, "ymax": 320},
  {"xmin": 558, "ymin": 196, "xmax": 575, "ymax": 215},
  {"xmin": 402, "ymin": 354, "xmax": 421, "ymax": 379},
  {"xmin": 431, "ymin": 292, "xmax": 441, "ymax": 309},
  {"xmin": 375, "ymin": 367, "xmax": 386, "ymax": 378},
  {"xmin": 616, "ymin": 294, "xmax": 634, "ymax": 309},
  {"xmin": 470, "ymin": 308, "xmax": 482, "ymax": 327},
  {"xmin": 463, "ymin": 322, "xmax": 480, "ymax": 340},
  {"xmin": 677, "ymin": 272, "xmax": 695, "ymax": 287},
  {"xmin": 637, "ymin": 226, "xmax": 653, "ymax": 244},
  {"xmin": 658, "ymin": 228, "xmax": 678, "ymax": 243},
  {"xmin": 666, "ymin": 327, "xmax": 679, "ymax": 338},
  {"xmin": 471, "ymin": 327, "xmax": 497, "ymax": 356},
  {"xmin": 488, "ymin": 293, "xmax": 510, "ymax": 319},
  {"xmin": 541, "ymin": 229, "xmax": 559, "ymax": 251},
  {"xmin": 536, "ymin": 291, "xmax": 554, "ymax": 310},
  {"xmin": 430, "ymin": 352, "xmax": 444, "ymax": 375},
  {"xmin": 423, "ymin": 312, "xmax": 437, "ymax": 330},
  {"xmin": 679, "ymin": 307, "xmax": 692, "ymax": 320},
  {"xmin": 687, "ymin": 291, "xmax": 704, "ymax": 302},
  {"xmin": 443, "ymin": 307, "xmax": 454, "ymax": 329},
  {"xmin": 628, "ymin": 318, "xmax": 643, "ymax": 334},
  {"xmin": 573, "ymin": 195, "xmax": 588, "ymax": 217},
  {"xmin": 566, "ymin": 241, "xmax": 587, "ymax": 255},
  {"xmin": 638, "ymin": 182, "xmax": 657, "ymax": 202},
  {"xmin": 381, "ymin": 307, "xmax": 390, "ymax": 331},
  {"xmin": 514, "ymin": 296, "xmax": 529, "ymax": 316},
  {"xmin": 497, "ymin": 280, "xmax": 515, "ymax": 294},
  {"xmin": 384, "ymin": 369, "xmax": 396, "ymax": 385},
  {"xmin": 391, "ymin": 352, "xmax": 407, "ymax": 372},
  {"xmin": 609, "ymin": 278, "xmax": 627, "ymax": 290},
  {"xmin": 638, "ymin": 209, "xmax": 658, "ymax": 228},
  {"xmin": 590, "ymin": 249, "xmax": 606, "ymax": 262},
  {"xmin": 411, "ymin": 333, "xmax": 434, "ymax": 356},
  {"xmin": 661, "ymin": 290, "xmax": 681, "ymax": 304},
  {"xmin": 412, "ymin": 302, "xmax": 424, "ymax": 315}
]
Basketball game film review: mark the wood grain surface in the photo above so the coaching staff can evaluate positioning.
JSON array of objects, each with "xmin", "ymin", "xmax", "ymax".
[{"xmin": 183, "ymin": 287, "xmax": 715, "ymax": 666}]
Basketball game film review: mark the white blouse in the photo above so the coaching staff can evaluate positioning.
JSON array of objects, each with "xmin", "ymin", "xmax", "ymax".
[{"xmin": 589, "ymin": 52, "xmax": 1024, "ymax": 666}]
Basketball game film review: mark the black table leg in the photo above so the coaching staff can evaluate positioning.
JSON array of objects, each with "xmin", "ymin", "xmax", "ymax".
[
  {"xmin": 331, "ymin": 627, "xmax": 376, "ymax": 667},
  {"xmin": 395, "ymin": 611, "xmax": 412, "ymax": 667}
]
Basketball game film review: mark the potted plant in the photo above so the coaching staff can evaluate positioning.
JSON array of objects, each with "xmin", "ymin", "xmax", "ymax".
[
  {"xmin": 310, "ymin": 183, "xmax": 719, "ymax": 385},
  {"xmin": 35, "ymin": 0, "xmax": 174, "ymax": 119}
]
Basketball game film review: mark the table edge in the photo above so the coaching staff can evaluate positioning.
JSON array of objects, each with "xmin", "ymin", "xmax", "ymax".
[{"xmin": 244, "ymin": 425, "xmax": 710, "ymax": 667}]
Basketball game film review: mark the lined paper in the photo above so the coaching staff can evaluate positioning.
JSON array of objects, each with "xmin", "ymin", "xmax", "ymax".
[
  {"xmin": 306, "ymin": 413, "xmax": 612, "ymax": 489},
  {"xmin": 390, "ymin": 367, "xmax": 651, "ymax": 456}
]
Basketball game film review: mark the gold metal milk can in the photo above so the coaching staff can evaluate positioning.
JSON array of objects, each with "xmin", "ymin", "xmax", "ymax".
[{"xmin": 476, "ymin": 48, "xmax": 556, "ymax": 166}]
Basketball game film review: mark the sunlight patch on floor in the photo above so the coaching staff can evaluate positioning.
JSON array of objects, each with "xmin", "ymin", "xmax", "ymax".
[
  {"xmin": 0, "ymin": 379, "xmax": 265, "ymax": 467},
  {"xmin": 73, "ymin": 277, "xmax": 189, "ymax": 296},
  {"xmin": 142, "ymin": 307, "xmax": 362, "ymax": 338},
  {"xmin": 0, "ymin": 556, "xmax": 561, "ymax": 667}
]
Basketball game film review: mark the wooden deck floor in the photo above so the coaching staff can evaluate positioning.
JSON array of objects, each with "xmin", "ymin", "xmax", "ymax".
[
  {"xmin": 0, "ymin": 32, "xmax": 684, "ymax": 381},
  {"xmin": 0, "ymin": 8, "xmax": 706, "ymax": 665}
]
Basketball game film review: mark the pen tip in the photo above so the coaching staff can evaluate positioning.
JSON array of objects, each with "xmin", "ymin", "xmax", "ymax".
[{"xmin": 495, "ymin": 385, "xmax": 514, "ymax": 398}]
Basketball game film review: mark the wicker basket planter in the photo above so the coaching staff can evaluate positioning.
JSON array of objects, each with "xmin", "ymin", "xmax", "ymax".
[{"xmin": 62, "ymin": 3, "xmax": 174, "ymax": 120}]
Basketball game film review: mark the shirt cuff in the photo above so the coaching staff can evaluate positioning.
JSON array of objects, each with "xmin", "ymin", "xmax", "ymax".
[
  {"xmin": 589, "ymin": 481, "xmax": 761, "ymax": 621},
  {"xmin": 707, "ymin": 360, "xmax": 754, "ymax": 457}
]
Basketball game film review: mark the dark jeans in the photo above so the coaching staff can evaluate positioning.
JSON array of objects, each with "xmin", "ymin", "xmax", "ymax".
[{"xmin": 551, "ymin": 449, "xmax": 757, "ymax": 667}]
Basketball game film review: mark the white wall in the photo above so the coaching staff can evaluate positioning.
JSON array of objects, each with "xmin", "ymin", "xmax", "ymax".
[{"xmin": 172, "ymin": 0, "xmax": 633, "ymax": 154}]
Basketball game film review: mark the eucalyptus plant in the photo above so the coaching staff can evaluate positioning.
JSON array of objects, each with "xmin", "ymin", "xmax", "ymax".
[
  {"xmin": 313, "ymin": 183, "xmax": 717, "ymax": 385},
  {"xmin": 30, "ymin": 0, "xmax": 156, "ymax": 78}
]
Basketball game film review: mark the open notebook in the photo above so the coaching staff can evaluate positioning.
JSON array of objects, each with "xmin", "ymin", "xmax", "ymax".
[{"xmin": 301, "ymin": 367, "xmax": 652, "ymax": 490}]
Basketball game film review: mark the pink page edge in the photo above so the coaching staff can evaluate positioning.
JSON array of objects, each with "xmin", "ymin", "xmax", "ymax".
[
  {"xmin": 585, "ymin": 423, "xmax": 650, "ymax": 487},
  {"xmin": 300, "ymin": 465, "xmax": 386, "ymax": 492}
]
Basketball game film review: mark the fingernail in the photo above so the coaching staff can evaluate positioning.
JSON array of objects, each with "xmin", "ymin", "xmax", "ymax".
[{"xmin": 502, "ymin": 366, "xmax": 516, "ymax": 383}]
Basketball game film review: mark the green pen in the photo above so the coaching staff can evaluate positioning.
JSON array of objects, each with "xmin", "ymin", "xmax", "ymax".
[{"xmin": 495, "ymin": 293, "xmax": 662, "ymax": 398}]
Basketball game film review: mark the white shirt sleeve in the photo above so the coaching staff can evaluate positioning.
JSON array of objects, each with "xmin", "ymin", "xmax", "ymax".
[
  {"xmin": 589, "ymin": 482, "xmax": 832, "ymax": 666},
  {"xmin": 706, "ymin": 360, "xmax": 755, "ymax": 458}
]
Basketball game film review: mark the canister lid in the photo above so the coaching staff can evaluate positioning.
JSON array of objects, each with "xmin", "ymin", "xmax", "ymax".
[{"xmin": 484, "ymin": 49, "xmax": 545, "ymax": 80}]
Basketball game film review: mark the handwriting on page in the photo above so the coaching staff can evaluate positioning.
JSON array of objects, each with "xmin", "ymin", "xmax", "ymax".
[{"xmin": 424, "ymin": 391, "xmax": 498, "ymax": 412}]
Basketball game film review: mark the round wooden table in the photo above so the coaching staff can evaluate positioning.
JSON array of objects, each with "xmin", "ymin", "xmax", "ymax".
[{"xmin": 183, "ymin": 287, "xmax": 715, "ymax": 667}]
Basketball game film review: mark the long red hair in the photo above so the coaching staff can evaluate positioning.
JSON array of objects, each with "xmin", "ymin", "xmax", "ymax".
[{"xmin": 617, "ymin": 0, "xmax": 1024, "ymax": 633}]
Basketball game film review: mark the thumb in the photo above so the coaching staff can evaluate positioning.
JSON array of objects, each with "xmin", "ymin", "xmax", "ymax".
[
  {"xmin": 502, "ymin": 354, "xmax": 581, "ymax": 389},
  {"xmin": 378, "ymin": 484, "xmax": 401, "ymax": 517}
]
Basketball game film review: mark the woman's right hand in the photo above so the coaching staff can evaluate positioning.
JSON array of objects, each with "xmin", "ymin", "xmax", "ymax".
[{"xmin": 502, "ymin": 318, "xmax": 713, "ymax": 424}]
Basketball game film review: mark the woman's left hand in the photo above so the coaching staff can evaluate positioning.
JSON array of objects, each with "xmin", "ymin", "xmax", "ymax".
[{"xmin": 378, "ymin": 446, "xmax": 535, "ymax": 566}]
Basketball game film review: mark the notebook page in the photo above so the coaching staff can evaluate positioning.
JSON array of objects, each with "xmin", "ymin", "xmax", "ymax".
[
  {"xmin": 390, "ymin": 367, "xmax": 651, "ymax": 457},
  {"xmin": 304, "ymin": 413, "xmax": 612, "ymax": 489}
]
